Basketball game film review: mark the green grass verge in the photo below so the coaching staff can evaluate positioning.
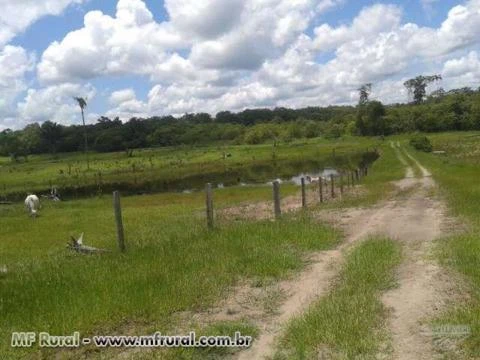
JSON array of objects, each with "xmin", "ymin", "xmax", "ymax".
[
  {"xmin": 408, "ymin": 132, "xmax": 480, "ymax": 357},
  {"xmin": 274, "ymin": 238, "xmax": 401, "ymax": 359}
]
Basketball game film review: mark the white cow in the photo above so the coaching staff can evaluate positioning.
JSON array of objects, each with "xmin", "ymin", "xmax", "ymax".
[
  {"xmin": 25, "ymin": 194, "xmax": 40, "ymax": 217},
  {"xmin": 306, "ymin": 175, "xmax": 320, "ymax": 183}
]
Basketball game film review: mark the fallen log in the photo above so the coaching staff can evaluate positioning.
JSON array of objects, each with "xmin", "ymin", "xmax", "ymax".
[
  {"xmin": 67, "ymin": 233, "xmax": 110, "ymax": 254},
  {"xmin": 0, "ymin": 265, "xmax": 7, "ymax": 279}
]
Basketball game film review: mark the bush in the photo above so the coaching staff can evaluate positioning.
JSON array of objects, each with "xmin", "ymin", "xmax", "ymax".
[{"xmin": 410, "ymin": 135, "xmax": 433, "ymax": 152}]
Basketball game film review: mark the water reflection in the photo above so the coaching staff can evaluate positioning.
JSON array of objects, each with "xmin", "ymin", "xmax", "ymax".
[{"xmin": 290, "ymin": 168, "xmax": 339, "ymax": 185}]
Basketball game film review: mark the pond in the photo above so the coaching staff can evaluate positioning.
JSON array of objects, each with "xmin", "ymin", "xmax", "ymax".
[
  {"xmin": 100, "ymin": 150, "xmax": 379, "ymax": 196},
  {"xmin": 2, "ymin": 150, "xmax": 379, "ymax": 201}
]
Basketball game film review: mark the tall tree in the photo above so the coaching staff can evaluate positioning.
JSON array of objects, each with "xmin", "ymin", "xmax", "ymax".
[
  {"xmin": 74, "ymin": 97, "xmax": 89, "ymax": 169},
  {"xmin": 358, "ymin": 83, "xmax": 372, "ymax": 106},
  {"xmin": 356, "ymin": 83, "xmax": 373, "ymax": 135},
  {"xmin": 404, "ymin": 75, "xmax": 442, "ymax": 104}
]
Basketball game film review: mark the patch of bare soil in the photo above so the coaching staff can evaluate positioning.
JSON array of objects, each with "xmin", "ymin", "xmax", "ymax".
[{"xmin": 219, "ymin": 184, "xmax": 367, "ymax": 222}]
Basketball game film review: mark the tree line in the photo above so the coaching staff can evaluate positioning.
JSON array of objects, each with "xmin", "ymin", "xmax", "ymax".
[{"xmin": 1, "ymin": 76, "xmax": 479, "ymax": 160}]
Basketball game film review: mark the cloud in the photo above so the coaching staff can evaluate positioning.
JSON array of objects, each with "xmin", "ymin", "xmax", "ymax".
[
  {"xmin": 38, "ymin": 0, "xmax": 342, "ymax": 82},
  {"xmin": 4, "ymin": 0, "xmax": 480, "ymax": 130},
  {"xmin": 37, "ymin": 0, "xmax": 185, "ymax": 83},
  {"xmin": 309, "ymin": 0, "xmax": 480, "ymax": 86},
  {"xmin": 0, "ymin": 46, "xmax": 35, "ymax": 122},
  {"xmin": 164, "ymin": 0, "xmax": 245, "ymax": 39},
  {"xmin": 313, "ymin": 4, "xmax": 402, "ymax": 52},
  {"xmin": 443, "ymin": 51, "xmax": 480, "ymax": 87},
  {"xmin": 188, "ymin": 0, "xmax": 332, "ymax": 70},
  {"xmin": 17, "ymin": 83, "xmax": 96, "ymax": 126},
  {"xmin": 109, "ymin": 88, "xmax": 136, "ymax": 106},
  {"xmin": 0, "ymin": 0, "xmax": 86, "ymax": 47},
  {"xmin": 107, "ymin": 88, "xmax": 148, "ymax": 119},
  {"xmin": 316, "ymin": 0, "xmax": 345, "ymax": 13}
]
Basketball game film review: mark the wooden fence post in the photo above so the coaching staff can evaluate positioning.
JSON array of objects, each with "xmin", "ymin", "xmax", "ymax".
[
  {"xmin": 319, "ymin": 178, "xmax": 324, "ymax": 203},
  {"xmin": 340, "ymin": 174, "xmax": 344, "ymax": 196},
  {"xmin": 273, "ymin": 181, "xmax": 281, "ymax": 219},
  {"xmin": 301, "ymin": 177, "xmax": 306, "ymax": 209},
  {"xmin": 365, "ymin": 167, "xmax": 368, "ymax": 176},
  {"xmin": 206, "ymin": 183, "xmax": 214, "ymax": 229},
  {"xmin": 113, "ymin": 191, "xmax": 126, "ymax": 253},
  {"xmin": 355, "ymin": 169, "xmax": 360, "ymax": 182},
  {"xmin": 330, "ymin": 174, "xmax": 335, "ymax": 198}
]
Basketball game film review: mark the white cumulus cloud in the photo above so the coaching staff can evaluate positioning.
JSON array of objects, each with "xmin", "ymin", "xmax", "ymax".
[
  {"xmin": 37, "ymin": 0, "xmax": 185, "ymax": 83},
  {"xmin": 0, "ymin": 46, "xmax": 35, "ymax": 121},
  {"xmin": 2, "ymin": 0, "xmax": 480, "ymax": 129},
  {"xmin": 0, "ymin": 0, "xmax": 86, "ymax": 47},
  {"xmin": 17, "ymin": 83, "xmax": 96, "ymax": 126}
]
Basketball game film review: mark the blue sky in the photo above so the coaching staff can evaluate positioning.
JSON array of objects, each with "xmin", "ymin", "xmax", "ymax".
[{"xmin": 0, "ymin": 0, "xmax": 479, "ymax": 130}]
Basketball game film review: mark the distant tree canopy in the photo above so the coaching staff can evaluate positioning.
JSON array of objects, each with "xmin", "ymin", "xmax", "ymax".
[
  {"xmin": 1, "ymin": 84, "xmax": 480, "ymax": 158},
  {"xmin": 404, "ymin": 75, "xmax": 442, "ymax": 104}
]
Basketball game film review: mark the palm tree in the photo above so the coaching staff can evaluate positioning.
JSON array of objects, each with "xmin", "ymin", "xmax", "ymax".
[{"xmin": 74, "ymin": 97, "xmax": 89, "ymax": 169}]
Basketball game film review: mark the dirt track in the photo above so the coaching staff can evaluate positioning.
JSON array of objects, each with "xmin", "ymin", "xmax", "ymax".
[{"xmin": 233, "ymin": 145, "xmax": 456, "ymax": 359}]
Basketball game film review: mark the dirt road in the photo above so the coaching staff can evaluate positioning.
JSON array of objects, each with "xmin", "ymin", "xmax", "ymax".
[
  {"xmin": 234, "ymin": 145, "xmax": 454, "ymax": 359},
  {"xmin": 379, "ymin": 148, "xmax": 454, "ymax": 360}
]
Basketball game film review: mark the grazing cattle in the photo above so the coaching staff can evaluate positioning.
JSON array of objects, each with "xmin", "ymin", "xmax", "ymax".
[
  {"xmin": 25, "ymin": 195, "xmax": 40, "ymax": 217},
  {"xmin": 306, "ymin": 175, "xmax": 320, "ymax": 183}
]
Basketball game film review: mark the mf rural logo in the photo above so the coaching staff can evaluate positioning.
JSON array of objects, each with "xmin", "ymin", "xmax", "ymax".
[{"xmin": 11, "ymin": 332, "xmax": 84, "ymax": 348}]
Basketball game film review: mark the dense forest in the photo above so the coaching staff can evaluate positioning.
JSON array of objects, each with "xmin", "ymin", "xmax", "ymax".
[{"xmin": 1, "ymin": 81, "xmax": 479, "ymax": 159}]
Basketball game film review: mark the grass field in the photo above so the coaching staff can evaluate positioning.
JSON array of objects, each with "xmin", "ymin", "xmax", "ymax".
[
  {"xmin": 1, "ymin": 136, "xmax": 388, "ymax": 359},
  {"xmin": 5, "ymin": 133, "xmax": 473, "ymax": 359}
]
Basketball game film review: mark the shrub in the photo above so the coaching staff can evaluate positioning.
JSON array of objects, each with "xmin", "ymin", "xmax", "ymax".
[{"xmin": 410, "ymin": 135, "xmax": 433, "ymax": 152}]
